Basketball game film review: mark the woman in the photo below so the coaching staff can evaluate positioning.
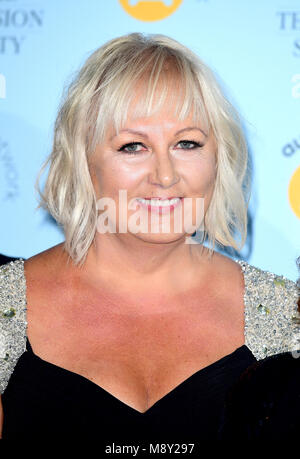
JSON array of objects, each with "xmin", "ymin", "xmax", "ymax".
[{"xmin": 0, "ymin": 33, "xmax": 299, "ymax": 441}]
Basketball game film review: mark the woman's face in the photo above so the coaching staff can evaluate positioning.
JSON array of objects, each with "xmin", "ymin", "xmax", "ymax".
[{"xmin": 89, "ymin": 101, "xmax": 217, "ymax": 245}]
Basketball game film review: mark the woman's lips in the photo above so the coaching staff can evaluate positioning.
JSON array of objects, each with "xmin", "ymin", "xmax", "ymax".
[{"xmin": 135, "ymin": 197, "xmax": 183, "ymax": 215}]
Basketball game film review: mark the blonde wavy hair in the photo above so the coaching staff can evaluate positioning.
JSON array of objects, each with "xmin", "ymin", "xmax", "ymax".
[{"xmin": 37, "ymin": 32, "xmax": 251, "ymax": 265}]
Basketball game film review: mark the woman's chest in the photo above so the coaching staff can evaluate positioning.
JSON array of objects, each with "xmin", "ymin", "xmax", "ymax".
[{"xmin": 27, "ymin": 292, "xmax": 244, "ymax": 413}]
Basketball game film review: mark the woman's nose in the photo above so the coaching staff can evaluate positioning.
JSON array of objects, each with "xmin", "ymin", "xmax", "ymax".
[{"xmin": 150, "ymin": 152, "xmax": 180, "ymax": 188}]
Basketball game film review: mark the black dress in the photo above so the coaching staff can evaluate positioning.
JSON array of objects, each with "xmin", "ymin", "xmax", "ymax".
[
  {"xmin": 218, "ymin": 352, "xmax": 300, "ymax": 442},
  {"xmin": 1, "ymin": 339, "xmax": 256, "ymax": 442}
]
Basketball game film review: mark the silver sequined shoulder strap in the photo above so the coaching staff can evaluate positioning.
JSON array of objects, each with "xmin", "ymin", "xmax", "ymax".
[
  {"xmin": 236, "ymin": 259, "xmax": 300, "ymax": 360},
  {"xmin": 0, "ymin": 259, "xmax": 27, "ymax": 394}
]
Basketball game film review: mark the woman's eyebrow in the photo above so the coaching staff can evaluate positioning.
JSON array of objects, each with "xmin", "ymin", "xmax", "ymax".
[
  {"xmin": 110, "ymin": 126, "xmax": 208, "ymax": 141},
  {"xmin": 110, "ymin": 129, "xmax": 149, "ymax": 140},
  {"xmin": 176, "ymin": 127, "xmax": 208, "ymax": 137}
]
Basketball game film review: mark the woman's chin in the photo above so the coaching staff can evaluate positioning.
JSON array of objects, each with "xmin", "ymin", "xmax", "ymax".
[{"xmin": 130, "ymin": 231, "xmax": 192, "ymax": 244}]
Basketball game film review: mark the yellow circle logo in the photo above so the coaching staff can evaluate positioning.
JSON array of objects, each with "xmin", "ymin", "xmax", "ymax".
[
  {"xmin": 119, "ymin": 0, "xmax": 182, "ymax": 22},
  {"xmin": 288, "ymin": 166, "xmax": 300, "ymax": 218}
]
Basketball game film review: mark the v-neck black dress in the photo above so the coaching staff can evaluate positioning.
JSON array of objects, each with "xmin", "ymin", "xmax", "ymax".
[{"xmin": 1, "ymin": 338, "xmax": 256, "ymax": 441}]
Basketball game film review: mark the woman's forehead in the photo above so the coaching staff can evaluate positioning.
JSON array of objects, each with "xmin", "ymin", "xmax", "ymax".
[
  {"xmin": 93, "ymin": 68, "xmax": 210, "ymax": 146},
  {"xmin": 106, "ymin": 114, "xmax": 209, "ymax": 145},
  {"xmin": 112, "ymin": 103, "xmax": 208, "ymax": 137}
]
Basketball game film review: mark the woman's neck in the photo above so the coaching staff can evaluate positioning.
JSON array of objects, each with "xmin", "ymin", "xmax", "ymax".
[{"xmin": 77, "ymin": 234, "xmax": 212, "ymax": 296}]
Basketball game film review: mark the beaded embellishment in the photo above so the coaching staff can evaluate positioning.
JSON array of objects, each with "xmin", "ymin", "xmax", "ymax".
[
  {"xmin": 235, "ymin": 259, "xmax": 300, "ymax": 360},
  {"xmin": 0, "ymin": 258, "xmax": 299, "ymax": 394},
  {"xmin": 0, "ymin": 259, "xmax": 27, "ymax": 393}
]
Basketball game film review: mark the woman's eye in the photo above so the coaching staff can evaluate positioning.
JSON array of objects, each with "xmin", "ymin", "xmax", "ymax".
[
  {"xmin": 117, "ymin": 140, "xmax": 203, "ymax": 155},
  {"xmin": 176, "ymin": 140, "xmax": 203, "ymax": 150},
  {"xmin": 118, "ymin": 142, "xmax": 146, "ymax": 154}
]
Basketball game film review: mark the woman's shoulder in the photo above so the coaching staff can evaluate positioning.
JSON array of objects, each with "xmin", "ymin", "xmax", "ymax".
[
  {"xmin": 23, "ymin": 243, "xmax": 68, "ymax": 275},
  {"xmin": 0, "ymin": 257, "xmax": 26, "ymax": 307},
  {"xmin": 236, "ymin": 258, "xmax": 299, "ymax": 318},
  {"xmin": 0, "ymin": 243, "xmax": 67, "ymax": 298},
  {"xmin": 203, "ymin": 250, "xmax": 299, "ymax": 304},
  {"xmin": 0, "ymin": 257, "xmax": 27, "ymax": 326},
  {"xmin": 0, "ymin": 245, "xmax": 65, "ymax": 388},
  {"xmin": 235, "ymin": 258, "xmax": 300, "ymax": 360},
  {"xmin": 203, "ymin": 251, "xmax": 300, "ymax": 360},
  {"xmin": 0, "ymin": 258, "xmax": 27, "ymax": 394}
]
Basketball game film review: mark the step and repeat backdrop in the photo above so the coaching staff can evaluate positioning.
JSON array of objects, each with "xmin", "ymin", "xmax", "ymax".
[{"xmin": 0, "ymin": 0, "xmax": 299, "ymax": 279}]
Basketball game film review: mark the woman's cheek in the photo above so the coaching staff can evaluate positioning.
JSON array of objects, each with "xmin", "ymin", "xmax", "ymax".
[{"xmin": 109, "ymin": 162, "xmax": 148, "ymax": 192}]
